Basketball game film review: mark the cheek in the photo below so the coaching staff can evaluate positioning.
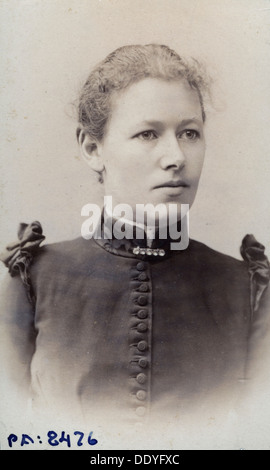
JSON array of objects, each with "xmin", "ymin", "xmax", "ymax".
[
  {"xmin": 186, "ymin": 145, "xmax": 205, "ymax": 179},
  {"xmin": 103, "ymin": 144, "xmax": 150, "ymax": 175},
  {"xmin": 105, "ymin": 157, "xmax": 142, "ymax": 178},
  {"xmin": 103, "ymin": 152, "xmax": 143, "ymax": 188}
]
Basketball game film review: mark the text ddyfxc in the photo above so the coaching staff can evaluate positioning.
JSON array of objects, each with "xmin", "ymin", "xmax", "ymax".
[{"xmin": 89, "ymin": 453, "xmax": 180, "ymax": 466}]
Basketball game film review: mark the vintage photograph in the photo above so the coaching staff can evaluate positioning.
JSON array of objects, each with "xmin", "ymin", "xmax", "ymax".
[{"xmin": 0, "ymin": 0, "xmax": 270, "ymax": 450}]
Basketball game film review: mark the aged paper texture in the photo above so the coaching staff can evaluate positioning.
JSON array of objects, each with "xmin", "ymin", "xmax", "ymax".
[{"xmin": 0, "ymin": 0, "xmax": 270, "ymax": 451}]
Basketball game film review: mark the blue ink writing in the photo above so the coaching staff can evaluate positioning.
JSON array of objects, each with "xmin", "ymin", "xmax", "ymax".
[
  {"xmin": 7, "ymin": 430, "xmax": 98, "ymax": 448},
  {"xmin": 74, "ymin": 431, "xmax": 84, "ymax": 447},
  {"xmin": 21, "ymin": 434, "xmax": 34, "ymax": 446},
  {"xmin": 8, "ymin": 434, "xmax": 18, "ymax": 448}
]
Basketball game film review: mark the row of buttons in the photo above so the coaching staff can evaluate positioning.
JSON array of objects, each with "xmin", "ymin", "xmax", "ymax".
[{"xmin": 128, "ymin": 261, "xmax": 151, "ymax": 420}]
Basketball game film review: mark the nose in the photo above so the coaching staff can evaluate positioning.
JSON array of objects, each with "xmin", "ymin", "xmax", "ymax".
[{"xmin": 159, "ymin": 134, "xmax": 186, "ymax": 171}]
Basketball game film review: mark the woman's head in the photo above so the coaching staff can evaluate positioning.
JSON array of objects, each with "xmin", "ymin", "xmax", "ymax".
[
  {"xmin": 77, "ymin": 44, "xmax": 209, "ymax": 219},
  {"xmin": 77, "ymin": 44, "xmax": 208, "ymax": 142}
]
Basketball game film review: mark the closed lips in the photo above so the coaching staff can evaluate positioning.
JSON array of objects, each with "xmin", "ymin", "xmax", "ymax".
[{"xmin": 154, "ymin": 180, "xmax": 189, "ymax": 188}]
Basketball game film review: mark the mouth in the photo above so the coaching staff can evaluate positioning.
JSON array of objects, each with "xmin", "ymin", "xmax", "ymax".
[{"xmin": 154, "ymin": 180, "xmax": 189, "ymax": 189}]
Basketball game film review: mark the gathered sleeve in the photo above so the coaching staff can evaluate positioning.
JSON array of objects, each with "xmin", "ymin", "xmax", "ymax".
[
  {"xmin": 240, "ymin": 235, "xmax": 270, "ymax": 393},
  {"xmin": 0, "ymin": 222, "xmax": 45, "ymax": 397},
  {"xmin": 0, "ymin": 221, "xmax": 45, "ymax": 307},
  {"xmin": 240, "ymin": 234, "xmax": 270, "ymax": 317}
]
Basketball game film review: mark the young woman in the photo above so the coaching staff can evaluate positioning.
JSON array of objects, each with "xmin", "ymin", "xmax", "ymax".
[{"xmin": 1, "ymin": 44, "xmax": 269, "ymax": 433}]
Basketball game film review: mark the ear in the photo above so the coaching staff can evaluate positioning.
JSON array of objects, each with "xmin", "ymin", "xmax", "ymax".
[{"xmin": 77, "ymin": 128, "xmax": 105, "ymax": 175}]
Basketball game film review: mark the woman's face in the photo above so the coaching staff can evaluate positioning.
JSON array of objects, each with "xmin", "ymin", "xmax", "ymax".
[{"xmin": 98, "ymin": 77, "xmax": 205, "ymax": 219}]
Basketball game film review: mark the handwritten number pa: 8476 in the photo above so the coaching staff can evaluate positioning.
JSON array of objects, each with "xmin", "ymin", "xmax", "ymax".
[{"xmin": 8, "ymin": 431, "xmax": 98, "ymax": 448}]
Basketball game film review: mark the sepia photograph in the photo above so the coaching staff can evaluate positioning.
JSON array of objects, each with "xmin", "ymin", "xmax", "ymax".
[{"xmin": 0, "ymin": 0, "xmax": 270, "ymax": 451}]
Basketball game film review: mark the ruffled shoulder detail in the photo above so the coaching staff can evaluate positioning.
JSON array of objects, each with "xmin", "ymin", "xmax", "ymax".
[
  {"xmin": 0, "ymin": 221, "xmax": 45, "ymax": 307},
  {"xmin": 240, "ymin": 234, "xmax": 270, "ymax": 315}
]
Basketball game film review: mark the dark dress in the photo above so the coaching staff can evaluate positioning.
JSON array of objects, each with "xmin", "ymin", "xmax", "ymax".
[{"xmin": 0, "ymin": 219, "xmax": 269, "ymax": 430}]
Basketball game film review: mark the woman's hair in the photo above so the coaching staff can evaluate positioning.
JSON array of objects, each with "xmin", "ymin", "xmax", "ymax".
[{"xmin": 77, "ymin": 44, "xmax": 210, "ymax": 142}]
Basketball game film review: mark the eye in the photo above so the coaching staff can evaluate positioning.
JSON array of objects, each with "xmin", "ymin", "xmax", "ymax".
[
  {"xmin": 180, "ymin": 129, "xmax": 200, "ymax": 141},
  {"xmin": 136, "ymin": 130, "xmax": 157, "ymax": 141}
]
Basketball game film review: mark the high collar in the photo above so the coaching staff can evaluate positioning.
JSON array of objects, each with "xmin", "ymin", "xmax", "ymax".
[{"xmin": 93, "ymin": 211, "xmax": 184, "ymax": 260}]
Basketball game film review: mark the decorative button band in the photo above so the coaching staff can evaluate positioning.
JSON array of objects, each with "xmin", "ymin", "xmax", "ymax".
[{"xmin": 133, "ymin": 247, "xmax": 165, "ymax": 256}]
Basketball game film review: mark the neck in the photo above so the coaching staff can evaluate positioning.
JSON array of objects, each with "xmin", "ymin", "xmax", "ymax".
[{"xmin": 103, "ymin": 205, "xmax": 182, "ymax": 247}]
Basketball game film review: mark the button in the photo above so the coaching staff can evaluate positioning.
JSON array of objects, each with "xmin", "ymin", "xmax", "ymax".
[
  {"xmin": 138, "ymin": 273, "xmax": 148, "ymax": 281},
  {"xmin": 138, "ymin": 284, "xmax": 148, "ymax": 292},
  {"xmin": 138, "ymin": 295, "xmax": 148, "ymax": 306},
  {"xmin": 137, "ymin": 309, "xmax": 148, "ymax": 319},
  {"xmin": 136, "ymin": 406, "xmax": 146, "ymax": 417},
  {"xmin": 138, "ymin": 340, "xmax": 148, "ymax": 351},
  {"xmin": 136, "ymin": 390, "xmax": 147, "ymax": 401},
  {"xmin": 138, "ymin": 358, "xmax": 148, "ymax": 368},
  {"xmin": 137, "ymin": 322, "xmax": 148, "ymax": 332},
  {"xmin": 136, "ymin": 373, "xmax": 147, "ymax": 384},
  {"xmin": 136, "ymin": 262, "xmax": 145, "ymax": 271}
]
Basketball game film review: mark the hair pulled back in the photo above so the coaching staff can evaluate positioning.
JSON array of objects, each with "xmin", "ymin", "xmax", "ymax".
[{"xmin": 77, "ymin": 44, "xmax": 209, "ymax": 141}]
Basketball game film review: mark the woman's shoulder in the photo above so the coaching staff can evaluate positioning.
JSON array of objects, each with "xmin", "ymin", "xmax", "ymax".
[
  {"xmin": 0, "ymin": 221, "xmax": 98, "ymax": 305},
  {"xmin": 190, "ymin": 234, "xmax": 268, "ymax": 270},
  {"xmin": 190, "ymin": 235, "xmax": 270, "ymax": 314},
  {"xmin": 189, "ymin": 238, "xmax": 244, "ymax": 266},
  {"xmin": 35, "ymin": 236, "xmax": 96, "ymax": 266},
  {"xmin": 1, "ymin": 220, "xmax": 99, "ymax": 263}
]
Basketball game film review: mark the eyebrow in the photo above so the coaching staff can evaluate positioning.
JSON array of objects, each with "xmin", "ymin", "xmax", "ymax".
[{"xmin": 135, "ymin": 117, "xmax": 203, "ymax": 128}]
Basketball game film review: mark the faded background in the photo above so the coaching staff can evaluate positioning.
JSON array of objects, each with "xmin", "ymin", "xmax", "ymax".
[
  {"xmin": 1, "ymin": 0, "xmax": 270, "ymax": 259},
  {"xmin": 0, "ymin": 0, "xmax": 270, "ymax": 449}
]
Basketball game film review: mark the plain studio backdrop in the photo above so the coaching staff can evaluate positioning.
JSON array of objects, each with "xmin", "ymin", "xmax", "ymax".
[
  {"xmin": 1, "ymin": 0, "xmax": 270, "ymax": 258},
  {"xmin": 0, "ymin": 0, "xmax": 270, "ymax": 449}
]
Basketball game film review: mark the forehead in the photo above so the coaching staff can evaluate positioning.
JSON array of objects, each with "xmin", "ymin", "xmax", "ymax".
[{"xmin": 108, "ymin": 78, "xmax": 203, "ymax": 127}]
